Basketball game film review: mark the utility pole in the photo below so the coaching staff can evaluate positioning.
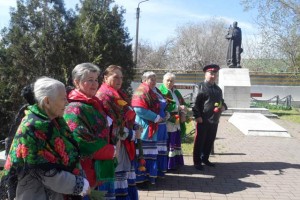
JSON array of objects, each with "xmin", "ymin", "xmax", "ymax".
[{"xmin": 134, "ymin": 0, "xmax": 149, "ymax": 67}]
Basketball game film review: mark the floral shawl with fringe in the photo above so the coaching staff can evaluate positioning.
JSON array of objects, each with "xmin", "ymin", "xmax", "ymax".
[
  {"xmin": 0, "ymin": 104, "xmax": 80, "ymax": 199},
  {"xmin": 96, "ymin": 83, "xmax": 136, "ymax": 160},
  {"xmin": 64, "ymin": 89, "xmax": 116, "ymax": 184},
  {"xmin": 131, "ymin": 83, "xmax": 160, "ymax": 139}
]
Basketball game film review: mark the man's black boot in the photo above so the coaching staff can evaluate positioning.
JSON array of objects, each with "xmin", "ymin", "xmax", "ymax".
[
  {"xmin": 194, "ymin": 164, "xmax": 204, "ymax": 170},
  {"xmin": 203, "ymin": 160, "xmax": 215, "ymax": 167}
]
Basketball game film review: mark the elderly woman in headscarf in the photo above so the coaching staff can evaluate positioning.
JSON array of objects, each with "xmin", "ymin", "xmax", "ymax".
[
  {"xmin": 63, "ymin": 63, "xmax": 116, "ymax": 199},
  {"xmin": 131, "ymin": 71, "xmax": 166, "ymax": 185},
  {"xmin": 96, "ymin": 65, "xmax": 141, "ymax": 200},
  {"xmin": 0, "ymin": 77, "xmax": 89, "ymax": 200},
  {"xmin": 159, "ymin": 72, "xmax": 188, "ymax": 170}
]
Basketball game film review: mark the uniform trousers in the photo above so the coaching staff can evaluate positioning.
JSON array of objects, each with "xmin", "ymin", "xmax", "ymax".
[{"xmin": 193, "ymin": 121, "xmax": 218, "ymax": 165}]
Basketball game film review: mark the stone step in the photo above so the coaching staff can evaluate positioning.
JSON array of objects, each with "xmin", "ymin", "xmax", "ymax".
[
  {"xmin": 228, "ymin": 113, "xmax": 290, "ymax": 137},
  {"xmin": 222, "ymin": 108, "xmax": 278, "ymax": 118}
]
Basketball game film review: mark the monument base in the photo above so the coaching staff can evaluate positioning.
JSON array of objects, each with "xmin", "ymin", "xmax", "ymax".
[{"xmin": 218, "ymin": 68, "xmax": 251, "ymax": 108}]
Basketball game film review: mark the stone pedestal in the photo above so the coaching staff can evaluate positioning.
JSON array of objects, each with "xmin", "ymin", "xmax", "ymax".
[{"xmin": 218, "ymin": 68, "xmax": 251, "ymax": 108}]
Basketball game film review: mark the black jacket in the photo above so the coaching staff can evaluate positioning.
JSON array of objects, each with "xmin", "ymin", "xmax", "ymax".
[{"xmin": 192, "ymin": 81, "xmax": 227, "ymax": 124}]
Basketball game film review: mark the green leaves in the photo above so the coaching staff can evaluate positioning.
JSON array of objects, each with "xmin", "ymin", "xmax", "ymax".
[{"xmin": 0, "ymin": 0, "xmax": 134, "ymax": 139}]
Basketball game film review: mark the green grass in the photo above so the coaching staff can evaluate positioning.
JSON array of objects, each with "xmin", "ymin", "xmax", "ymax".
[
  {"xmin": 182, "ymin": 120, "xmax": 196, "ymax": 155},
  {"xmin": 270, "ymin": 108, "xmax": 300, "ymax": 123}
]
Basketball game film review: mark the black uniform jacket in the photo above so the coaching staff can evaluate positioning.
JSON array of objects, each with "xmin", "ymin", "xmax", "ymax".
[{"xmin": 192, "ymin": 81, "xmax": 227, "ymax": 124}]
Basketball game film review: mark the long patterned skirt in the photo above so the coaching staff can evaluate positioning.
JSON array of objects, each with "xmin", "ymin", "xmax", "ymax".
[
  {"xmin": 167, "ymin": 128, "xmax": 184, "ymax": 170},
  {"xmin": 97, "ymin": 181, "xmax": 115, "ymax": 200},
  {"xmin": 135, "ymin": 140, "xmax": 158, "ymax": 184},
  {"xmin": 98, "ymin": 143, "xmax": 131, "ymax": 200},
  {"xmin": 114, "ymin": 171, "xmax": 130, "ymax": 200},
  {"xmin": 127, "ymin": 161, "xmax": 138, "ymax": 200},
  {"xmin": 156, "ymin": 122, "xmax": 168, "ymax": 177}
]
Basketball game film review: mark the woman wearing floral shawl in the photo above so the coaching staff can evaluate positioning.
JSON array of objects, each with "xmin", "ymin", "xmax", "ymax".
[
  {"xmin": 96, "ymin": 65, "xmax": 141, "ymax": 200},
  {"xmin": 63, "ymin": 63, "xmax": 116, "ymax": 199},
  {"xmin": 159, "ymin": 72, "xmax": 188, "ymax": 170},
  {"xmin": 131, "ymin": 71, "xmax": 164, "ymax": 185},
  {"xmin": 0, "ymin": 77, "xmax": 89, "ymax": 200}
]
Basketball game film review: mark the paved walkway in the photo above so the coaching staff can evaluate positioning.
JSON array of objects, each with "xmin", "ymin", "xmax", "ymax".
[{"xmin": 138, "ymin": 116, "xmax": 300, "ymax": 200}]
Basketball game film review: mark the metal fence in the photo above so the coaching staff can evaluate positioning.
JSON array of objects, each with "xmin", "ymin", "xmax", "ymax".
[
  {"xmin": 251, "ymin": 95, "xmax": 292, "ymax": 109},
  {"xmin": 183, "ymin": 92, "xmax": 194, "ymax": 104}
]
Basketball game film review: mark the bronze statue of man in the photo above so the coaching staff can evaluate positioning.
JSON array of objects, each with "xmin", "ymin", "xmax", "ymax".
[{"xmin": 225, "ymin": 21, "xmax": 243, "ymax": 68}]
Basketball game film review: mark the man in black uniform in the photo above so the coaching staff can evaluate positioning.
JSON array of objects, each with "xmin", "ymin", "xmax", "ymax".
[{"xmin": 192, "ymin": 64, "xmax": 227, "ymax": 170}]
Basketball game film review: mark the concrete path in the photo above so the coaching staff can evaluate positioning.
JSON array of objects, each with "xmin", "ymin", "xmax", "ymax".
[{"xmin": 138, "ymin": 116, "xmax": 300, "ymax": 200}]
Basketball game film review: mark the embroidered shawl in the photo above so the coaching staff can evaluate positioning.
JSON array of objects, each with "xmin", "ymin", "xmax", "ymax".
[
  {"xmin": 131, "ymin": 82, "xmax": 160, "ymax": 138},
  {"xmin": 0, "ymin": 104, "xmax": 80, "ymax": 199},
  {"xmin": 96, "ymin": 83, "xmax": 136, "ymax": 160},
  {"xmin": 64, "ymin": 89, "xmax": 115, "ymax": 181},
  {"xmin": 96, "ymin": 83, "xmax": 136, "ymax": 131},
  {"xmin": 159, "ymin": 84, "xmax": 187, "ymax": 136}
]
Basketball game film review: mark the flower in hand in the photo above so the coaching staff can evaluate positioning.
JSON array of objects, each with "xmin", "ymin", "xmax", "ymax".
[
  {"xmin": 139, "ymin": 158, "xmax": 146, "ymax": 166},
  {"xmin": 213, "ymin": 102, "xmax": 222, "ymax": 113},
  {"xmin": 213, "ymin": 107, "xmax": 220, "ymax": 113},
  {"xmin": 138, "ymin": 165, "xmax": 146, "ymax": 172},
  {"xmin": 175, "ymin": 114, "xmax": 180, "ymax": 124},
  {"xmin": 138, "ymin": 158, "xmax": 146, "ymax": 172}
]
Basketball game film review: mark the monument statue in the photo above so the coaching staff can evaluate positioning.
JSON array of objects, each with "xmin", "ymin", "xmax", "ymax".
[{"xmin": 225, "ymin": 21, "xmax": 243, "ymax": 68}]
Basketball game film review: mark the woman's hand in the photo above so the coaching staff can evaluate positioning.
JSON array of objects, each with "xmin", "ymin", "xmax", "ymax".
[
  {"xmin": 85, "ymin": 187, "xmax": 92, "ymax": 196},
  {"xmin": 164, "ymin": 111, "xmax": 170, "ymax": 120},
  {"xmin": 157, "ymin": 116, "xmax": 164, "ymax": 123},
  {"xmin": 154, "ymin": 115, "xmax": 164, "ymax": 123},
  {"xmin": 135, "ymin": 127, "xmax": 142, "ymax": 139},
  {"xmin": 179, "ymin": 105, "xmax": 187, "ymax": 113},
  {"xmin": 221, "ymin": 106, "xmax": 226, "ymax": 112}
]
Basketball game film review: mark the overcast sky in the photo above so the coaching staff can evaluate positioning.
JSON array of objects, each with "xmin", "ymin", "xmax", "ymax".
[{"xmin": 0, "ymin": 0, "xmax": 259, "ymax": 50}]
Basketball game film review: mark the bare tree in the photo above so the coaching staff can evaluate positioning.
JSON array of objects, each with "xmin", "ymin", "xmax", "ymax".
[
  {"xmin": 137, "ymin": 39, "xmax": 173, "ymax": 69},
  {"xmin": 241, "ymin": 0, "xmax": 300, "ymax": 73},
  {"xmin": 137, "ymin": 18, "xmax": 263, "ymax": 72},
  {"xmin": 242, "ymin": 33, "xmax": 288, "ymax": 72},
  {"xmin": 168, "ymin": 19, "xmax": 228, "ymax": 71}
]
